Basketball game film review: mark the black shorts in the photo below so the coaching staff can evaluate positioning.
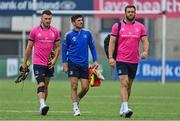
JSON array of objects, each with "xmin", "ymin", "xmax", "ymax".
[
  {"xmin": 33, "ymin": 64, "xmax": 54, "ymax": 78},
  {"xmin": 68, "ymin": 61, "xmax": 89, "ymax": 79},
  {"xmin": 116, "ymin": 61, "xmax": 138, "ymax": 79}
]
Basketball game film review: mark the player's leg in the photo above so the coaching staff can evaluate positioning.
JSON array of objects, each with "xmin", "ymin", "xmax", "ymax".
[
  {"xmin": 70, "ymin": 77, "xmax": 80, "ymax": 116},
  {"xmin": 120, "ymin": 63, "xmax": 138, "ymax": 118},
  {"xmin": 68, "ymin": 61, "xmax": 80, "ymax": 116},
  {"xmin": 127, "ymin": 63, "xmax": 138, "ymax": 100},
  {"xmin": 78, "ymin": 65, "xmax": 89, "ymax": 100},
  {"xmin": 125, "ymin": 63, "xmax": 138, "ymax": 115},
  {"xmin": 70, "ymin": 77, "xmax": 79, "ymax": 103},
  {"xmin": 78, "ymin": 79, "xmax": 89, "ymax": 99},
  {"xmin": 37, "ymin": 81, "xmax": 49, "ymax": 115},
  {"xmin": 44, "ymin": 67, "xmax": 54, "ymax": 101},
  {"xmin": 34, "ymin": 64, "xmax": 49, "ymax": 116},
  {"xmin": 119, "ymin": 75, "xmax": 129, "ymax": 112},
  {"xmin": 116, "ymin": 62, "xmax": 133, "ymax": 118},
  {"xmin": 44, "ymin": 77, "xmax": 50, "ymax": 101},
  {"xmin": 127, "ymin": 78, "xmax": 133, "ymax": 100},
  {"xmin": 78, "ymin": 78, "xmax": 89, "ymax": 109}
]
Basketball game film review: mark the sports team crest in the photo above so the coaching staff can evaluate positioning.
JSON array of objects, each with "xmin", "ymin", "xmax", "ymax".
[{"xmin": 72, "ymin": 36, "xmax": 76, "ymax": 41}]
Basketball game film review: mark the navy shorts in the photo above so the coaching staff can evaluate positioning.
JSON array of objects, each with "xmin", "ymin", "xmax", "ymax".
[
  {"xmin": 33, "ymin": 64, "xmax": 54, "ymax": 78},
  {"xmin": 68, "ymin": 61, "xmax": 89, "ymax": 79},
  {"xmin": 116, "ymin": 61, "xmax": 138, "ymax": 79}
]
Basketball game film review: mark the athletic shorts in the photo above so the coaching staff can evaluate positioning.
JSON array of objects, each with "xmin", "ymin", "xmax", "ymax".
[
  {"xmin": 33, "ymin": 64, "xmax": 54, "ymax": 79},
  {"xmin": 116, "ymin": 61, "xmax": 138, "ymax": 79},
  {"xmin": 68, "ymin": 61, "xmax": 89, "ymax": 79}
]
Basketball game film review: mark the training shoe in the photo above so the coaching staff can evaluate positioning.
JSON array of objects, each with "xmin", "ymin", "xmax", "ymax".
[
  {"xmin": 73, "ymin": 108, "xmax": 80, "ymax": 116},
  {"xmin": 120, "ymin": 109, "xmax": 133, "ymax": 118},
  {"xmin": 92, "ymin": 67, "xmax": 105, "ymax": 80},
  {"xmin": 40, "ymin": 105, "xmax": 49, "ymax": 116}
]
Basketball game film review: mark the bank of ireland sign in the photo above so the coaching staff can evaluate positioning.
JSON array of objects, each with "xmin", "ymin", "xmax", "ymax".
[
  {"xmin": 136, "ymin": 60, "xmax": 180, "ymax": 81},
  {"xmin": 0, "ymin": 0, "xmax": 93, "ymax": 16}
]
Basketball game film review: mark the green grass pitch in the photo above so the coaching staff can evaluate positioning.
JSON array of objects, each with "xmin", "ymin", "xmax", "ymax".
[{"xmin": 0, "ymin": 80, "xmax": 180, "ymax": 121}]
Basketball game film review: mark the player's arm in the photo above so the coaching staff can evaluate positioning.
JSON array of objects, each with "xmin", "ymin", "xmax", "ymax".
[
  {"xmin": 62, "ymin": 34, "xmax": 69, "ymax": 73},
  {"xmin": 88, "ymin": 32, "xmax": 98, "ymax": 63},
  {"xmin": 108, "ymin": 36, "xmax": 116, "ymax": 58},
  {"xmin": 108, "ymin": 36, "xmax": 116, "ymax": 66},
  {"xmin": 53, "ymin": 41, "xmax": 61, "ymax": 62},
  {"xmin": 141, "ymin": 36, "xmax": 149, "ymax": 59},
  {"xmin": 108, "ymin": 23, "xmax": 118, "ymax": 67},
  {"xmin": 22, "ymin": 41, "xmax": 33, "ymax": 68},
  {"xmin": 48, "ymin": 41, "xmax": 60, "ymax": 69}
]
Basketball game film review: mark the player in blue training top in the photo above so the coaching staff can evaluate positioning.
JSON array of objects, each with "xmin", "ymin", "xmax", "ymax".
[{"xmin": 62, "ymin": 14, "xmax": 98, "ymax": 116}]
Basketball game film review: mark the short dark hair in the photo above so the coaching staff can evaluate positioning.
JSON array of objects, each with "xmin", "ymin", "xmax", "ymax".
[
  {"xmin": 125, "ymin": 4, "xmax": 136, "ymax": 13},
  {"xmin": 71, "ymin": 14, "xmax": 83, "ymax": 22},
  {"xmin": 42, "ymin": 10, "xmax": 52, "ymax": 15}
]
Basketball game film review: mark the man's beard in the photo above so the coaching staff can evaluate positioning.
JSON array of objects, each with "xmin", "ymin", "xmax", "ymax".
[
  {"xmin": 126, "ymin": 16, "xmax": 135, "ymax": 21},
  {"xmin": 42, "ymin": 22, "xmax": 50, "ymax": 28}
]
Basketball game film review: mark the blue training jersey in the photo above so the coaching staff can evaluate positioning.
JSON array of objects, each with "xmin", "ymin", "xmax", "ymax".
[{"xmin": 62, "ymin": 29, "xmax": 97, "ymax": 67}]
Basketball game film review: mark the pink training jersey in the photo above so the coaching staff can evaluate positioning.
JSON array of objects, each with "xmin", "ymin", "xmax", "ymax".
[
  {"xmin": 111, "ymin": 20, "xmax": 147, "ymax": 63},
  {"xmin": 29, "ymin": 25, "xmax": 60, "ymax": 66}
]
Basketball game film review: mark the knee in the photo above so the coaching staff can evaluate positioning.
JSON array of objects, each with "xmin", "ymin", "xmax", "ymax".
[
  {"xmin": 37, "ymin": 85, "xmax": 45, "ymax": 94},
  {"xmin": 71, "ymin": 83, "xmax": 78, "ymax": 90},
  {"xmin": 36, "ymin": 76, "xmax": 45, "ymax": 84},
  {"xmin": 120, "ymin": 80, "xmax": 129, "ymax": 88},
  {"xmin": 36, "ymin": 77, "xmax": 45, "ymax": 94},
  {"xmin": 120, "ymin": 76, "xmax": 129, "ymax": 87}
]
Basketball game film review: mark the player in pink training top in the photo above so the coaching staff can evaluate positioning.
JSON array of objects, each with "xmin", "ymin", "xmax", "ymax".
[
  {"xmin": 22, "ymin": 10, "xmax": 60, "ymax": 116},
  {"xmin": 108, "ymin": 5, "xmax": 149, "ymax": 118}
]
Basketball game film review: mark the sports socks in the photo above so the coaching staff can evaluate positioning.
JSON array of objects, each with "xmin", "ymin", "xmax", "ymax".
[
  {"xmin": 40, "ymin": 98, "xmax": 46, "ymax": 107},
  {"xmin": 73, "ymin": 102, "xmax": 78, "ymax": 109},
  {"xmin": 120, "ymin": 102, "xmax": 128, "ymax": 113}
]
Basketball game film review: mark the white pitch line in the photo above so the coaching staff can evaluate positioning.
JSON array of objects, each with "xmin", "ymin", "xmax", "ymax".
[
  {"xmin": 131, "ymin": 102, "xmax": 180, "ymax": 106},
  {"xmin": 86, "ymin": 95, "xmax": 180, "ymax": 99},
  {"xmin": 131, "ymin": 96, "xmax": 180, "ymax": 99}
]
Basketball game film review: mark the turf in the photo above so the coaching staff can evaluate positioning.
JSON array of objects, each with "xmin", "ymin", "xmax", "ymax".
[{"xmin": 0, "ymin": 80, "xmax": 180, "ymax": 121}]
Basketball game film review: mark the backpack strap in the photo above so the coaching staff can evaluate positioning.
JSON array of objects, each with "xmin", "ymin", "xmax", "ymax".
[
  {"xmin": 117, "ymin": 22, "xmax": 121, "ymax": 39},
  {"xmin": 116, "ymin": 22, "xmax": 121, "ymax": 47}
]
